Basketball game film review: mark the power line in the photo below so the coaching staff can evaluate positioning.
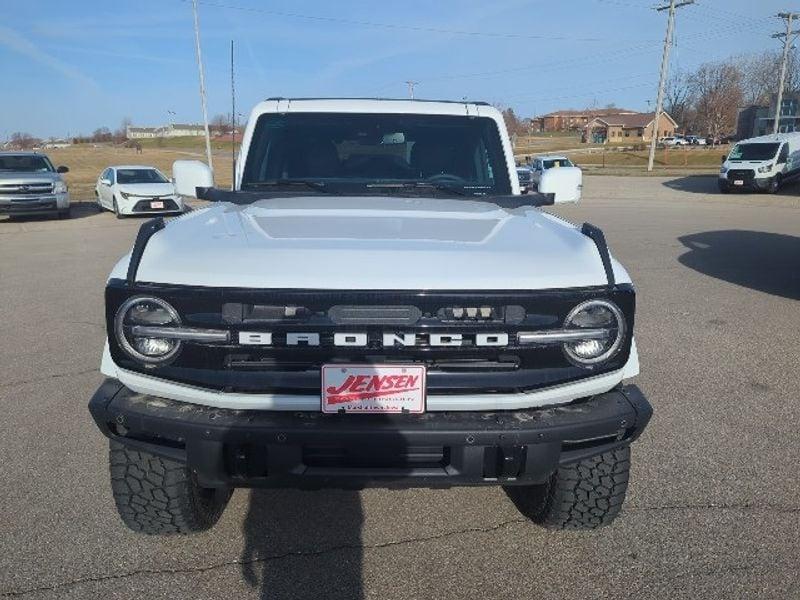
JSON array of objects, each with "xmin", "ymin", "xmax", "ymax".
[
  {"xmin": 180, "ymin": 0, "xmax": 661, "ymax": 44},
  {"xmin": 772, "ymin": 12, "xmax": 800, "ymax": 134},
  {"xmin": 648, "ymin": 0, "xmax": 694, "ymax": 172}
]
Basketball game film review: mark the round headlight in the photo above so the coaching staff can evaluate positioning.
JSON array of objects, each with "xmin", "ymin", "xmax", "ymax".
[
  {"xmin": 563, "ymin": 299, "xmax": 625, "ymax": 365},
  {"xmin": 114, "ymin": 296, "xmax": 181, "ymax": 364}
]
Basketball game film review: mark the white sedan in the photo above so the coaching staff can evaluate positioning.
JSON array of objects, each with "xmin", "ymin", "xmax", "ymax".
[{"xmin": 95, "ymin": 165, "xmax": 184, "ymax": 218}]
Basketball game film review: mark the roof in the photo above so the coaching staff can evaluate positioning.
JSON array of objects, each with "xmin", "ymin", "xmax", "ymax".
[
  {"xmin": 588, "ymin": 111, "xmax": 678, "ymax": 128},
  {"xmin": 169, "ymin": 124, "xmax": 205, "ymax": 129},
  {"xmin": 0, "ymin": 151, "xmax": 43, "ymax": 156},
  {"xmin": 742, "ymin": 132, "xmax": 800, "ymax": 143},
  {"xmin": 250, "ymin": 98, "xmax": 500, "ymax": 118},
  {"xmin": 110, "ymin": 165, "xmax": 165, "ymax": 170},
  {"xmin": 534, "ymin": 154, "xmax": 570, "ymax": 160},
  {"xmin": 542, "ymin": 108, "xmax": 639, "ymax": 118}
]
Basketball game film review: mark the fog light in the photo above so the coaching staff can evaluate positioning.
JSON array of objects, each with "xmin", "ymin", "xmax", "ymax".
[{"xmin": 133, "ymin": 337, "xmax": 175, "ymax": 356}]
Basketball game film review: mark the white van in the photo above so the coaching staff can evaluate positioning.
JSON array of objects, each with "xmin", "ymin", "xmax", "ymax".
[{"xmin": 719, "ymin": 132, "xmax": 800, "ymax": 193}]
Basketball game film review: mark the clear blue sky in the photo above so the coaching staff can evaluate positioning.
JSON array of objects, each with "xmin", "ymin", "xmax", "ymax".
[{"xmin": 0, "ymin": 0, "xmax": 789, "ymax": 138}]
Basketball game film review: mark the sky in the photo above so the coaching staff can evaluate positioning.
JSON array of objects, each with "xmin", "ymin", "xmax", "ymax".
[{"xmin": 0, "ymin": 0, "xmax": 790, "ymax": 138}]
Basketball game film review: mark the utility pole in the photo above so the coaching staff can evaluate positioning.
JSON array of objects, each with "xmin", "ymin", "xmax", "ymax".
[
  {"xmin": 772, "ymin": 12, "xmax": 800, "ymax": 134},
  {"xmin": 647, "ymin": 0, "xmax": 694, "ymax": 172},
  {"xmin": 191, "ymin": 0, "xmax": 213, "ymax": 172},
  {"xmin": 230, "ymin": 40, "xmax": 236, "ymax": 190},
  {"xmin": 405, "ymin": 80, "xmax": 418, "ymax": 100}
]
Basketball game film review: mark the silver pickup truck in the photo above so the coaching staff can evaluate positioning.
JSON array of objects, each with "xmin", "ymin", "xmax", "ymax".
[{"xmin": 0, "ymin": 152, "xmax": 71, "ymax": 219}]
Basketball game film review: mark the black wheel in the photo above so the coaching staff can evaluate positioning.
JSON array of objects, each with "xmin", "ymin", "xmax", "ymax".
[
  {"xmin": 109, "ymin": 441, "xmax": 232, "ymax": 535},
  {"xmin": 94, "ymin": 192, "xmax": 103, "ymax": 212},
  {"xmin": 767, "ymin": 175, "xmax": 781, "ymax": 194},
  {"xmin": 57, "ymin": 207, "xmax": 71, "ymax": 219},
  {"xmin": 718, "ymin": 181, "xmax": 730, "ymax": 194},
  {"xmin": 504, "ymin": 446, "xmax": 631, "ymax": 530},
  {"xmin": 113, "ymin": 198, "xmax": 124, "ymax": 219}
]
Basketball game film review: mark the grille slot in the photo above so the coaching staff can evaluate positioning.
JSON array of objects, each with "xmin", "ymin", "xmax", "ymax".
[
  {"xmin": 0, "ymin": 183, "xmax": 53, "ymax": 195},
  {"xmin": 329, "ymin": 305, "xmax": 421, "ymax": 325}
]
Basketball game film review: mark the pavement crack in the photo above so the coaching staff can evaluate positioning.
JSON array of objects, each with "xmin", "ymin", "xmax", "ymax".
[
  {"xmin": 0, "ymin": 367, "xmax": 96, "ymax": 391},
  {"xmin": 0, "ymin": 518, "xmax": 528, "ymax": 597}
]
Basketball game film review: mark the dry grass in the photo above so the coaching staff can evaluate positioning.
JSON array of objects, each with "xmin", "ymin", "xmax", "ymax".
[{"xmin": 46, "ymin": 145, "xmax": 233, "ymax": 200}]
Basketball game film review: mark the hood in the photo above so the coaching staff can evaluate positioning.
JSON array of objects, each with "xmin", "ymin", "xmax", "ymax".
[
  {"xmin": 0, "ymin": 171, "xmax": 61, "ymax": 184},
  {"xmin": 130, "ymin": 196, "xmax": 624, "ymax": 290},
  {"xmin": 118, "ymin": 182, "xmax": 176, "ymax": 197}
]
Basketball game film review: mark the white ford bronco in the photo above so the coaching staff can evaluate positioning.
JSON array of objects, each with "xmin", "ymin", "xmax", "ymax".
[{"xmin": 89, "ymin": 98, "xmax": 651, "ymax": 535}]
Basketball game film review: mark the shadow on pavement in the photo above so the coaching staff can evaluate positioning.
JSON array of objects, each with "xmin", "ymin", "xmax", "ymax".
[
  {"xmin": 663, "ymin": 175, "xmax": 800, "ymax": 196},
  {"xmin": 240, "ymin": 489, "xmax": 364, "ymax": 600},
  {"xmin": 678, "ymin": 230, "xmax": 800, "ymax": 300}
]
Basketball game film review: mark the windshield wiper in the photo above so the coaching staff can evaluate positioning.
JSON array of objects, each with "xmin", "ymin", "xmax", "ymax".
[{"xmin": 242, "ymin": 179, "xmax": 334, "ymax": 193}]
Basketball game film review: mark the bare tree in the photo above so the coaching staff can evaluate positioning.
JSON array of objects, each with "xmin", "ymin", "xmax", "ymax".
[
  {"xmin": 689, "ymin": 60, "xmax": 744, "ymax": 139},
  {"xmin": 114, "ymin": 117, "xmax": 133, "ymax": 142},
  {"xmin": 210, "ymin": 113, "xmax": 229, "ymax": 136},
  {"xmin": 10, "ymin": 132, "xmax": 40, "ymax": 150},
  {"xmin": 665, "ymin": 71, "xmax": 695, "ymax": 133}
]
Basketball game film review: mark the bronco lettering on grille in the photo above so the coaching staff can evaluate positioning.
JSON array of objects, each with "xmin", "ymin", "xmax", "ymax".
[{"xmin": 237, "ymin": 331, "xmax": 510, "ymax": 347}]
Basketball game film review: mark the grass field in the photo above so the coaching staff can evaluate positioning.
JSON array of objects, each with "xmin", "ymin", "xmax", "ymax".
[{"xmin": 46, "ymin": 144, "xmax": 233, "ymax": 200}]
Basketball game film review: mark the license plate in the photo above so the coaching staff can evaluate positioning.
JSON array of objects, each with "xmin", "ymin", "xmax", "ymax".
[
  {"xmin": 733, "ymin": 180, "xmax": 744, "ymax": 186},
  {"xmin": 150, "ymin": 200, "xmax": 164, "ymax": 209},
  {"xmin": 321, "ymin": 364, "xmax": 426, "ymax": 414}
]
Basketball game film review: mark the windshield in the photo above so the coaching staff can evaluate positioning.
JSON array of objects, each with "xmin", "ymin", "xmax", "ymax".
[
  {"xmin": 543, "ymin": 158, "xmax": 573, "ymax": 169},
  {"xmin": 0, "ymin": 155, "xmax": 54, "ymax": 172},
  {"xmin": 728, "ymin": 143, "xmax": 780, "ymax": 162},
  {"xmin": 242, "ymin": 112, "xmax": 512, "ymax": 196},
  {"xmin": 116, "ymin": 169, "xmax": 169, "ymax": 184}
]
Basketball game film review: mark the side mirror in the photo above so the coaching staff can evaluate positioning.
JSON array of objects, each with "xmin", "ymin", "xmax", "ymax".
[
  {"xmin": 721, "ymin": 155, "xmax": 726, "ymax": 164},
  {"xmin": 538, "ymin": 165, "xmax": 582, "ymax": 204},
  {"xmin": 172, "ymin": 160, "xmax": 215, "ymax": 197},
  {"xmin": 100, "ymin": 178, "xmax": 111, "ymax": 186},
  {"xmin": 56, "ymin": 165, "xmax": 69, "ymax": 173}
]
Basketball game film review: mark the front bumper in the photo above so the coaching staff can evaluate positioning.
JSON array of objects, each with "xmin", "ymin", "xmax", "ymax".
[
  {"xmin": 0, "ymin": 193, "xmax": 69, "ymax": 215},
  {"xmin": 719, "ymin": 174, "xmax": 772, "ymax": 191},
  {"xmin": 89, "ymin": 379, "xmax": 652, "ymax": 489}
]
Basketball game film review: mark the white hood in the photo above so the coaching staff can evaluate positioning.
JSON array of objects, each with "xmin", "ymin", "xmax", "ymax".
[
  {"xmin": 118, "ymin": 182, "xmax": 176, "ymax": 197},
  {"xmin": 126, "ymin": 196, "xmax": 627, "ymax": 290}
]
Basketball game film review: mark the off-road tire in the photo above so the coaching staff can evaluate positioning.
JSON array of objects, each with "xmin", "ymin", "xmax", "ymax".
[
  {"xmin": 505, "ymin": 446, "xmax": 631, "ymax": 530},
  {"xmin": 109, "ymin": 441, "xmax": 231, "ymax": 535}
]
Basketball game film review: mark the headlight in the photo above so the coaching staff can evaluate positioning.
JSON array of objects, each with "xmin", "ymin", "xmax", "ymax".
[
  {"xmin": 120, "ymin": 191, "xmax": 131, "ymax": 200},
  {"xmin": 562, "ymin": 300, "xmax": 625, "ymax": 365},
  {"xmin": 53, "ymin": 181, "xmax": 68, "ymax": 194},
  {"xmin": 757, "ymin": 164, "xmax": 773, "ymax": 173},
  {"xmin": 114, "ymin": 296, "xmax": 182, "ymax": 364}
]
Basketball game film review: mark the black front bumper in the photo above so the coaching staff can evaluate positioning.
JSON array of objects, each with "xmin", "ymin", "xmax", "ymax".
[{"xmin": 89, "ymin": 380, "xmax": 652, "ymax": 489}]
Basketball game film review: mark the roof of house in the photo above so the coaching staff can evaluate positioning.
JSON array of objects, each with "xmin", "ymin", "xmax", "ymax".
[
  {"xmin": 542, "ymin": 108, "xmax": 639, "ymax": 118},
  {"xmin": 588, "ymin": 111, "xmax": 678, "ymax": 128},
  {"xmin": 127, "ymin": 126, "xmax": 158, "ymax": 132}
]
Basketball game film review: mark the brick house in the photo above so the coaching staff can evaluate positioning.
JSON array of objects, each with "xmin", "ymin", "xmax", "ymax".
[
  {"xmin": 537, "ymin": 108, "xmax": 639, "ymax": 132},
  {"xmin": 584, "ymin": 112, "xmax": 678, "ymax": 143}
]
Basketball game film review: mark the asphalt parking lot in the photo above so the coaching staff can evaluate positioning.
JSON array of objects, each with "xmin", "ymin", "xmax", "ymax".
[{"xmin": 1, "ymin": 175, "xmax": 798, "ymax": 599}]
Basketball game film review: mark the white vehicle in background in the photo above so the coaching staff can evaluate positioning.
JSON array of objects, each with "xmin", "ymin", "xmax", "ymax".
[
  {"xmin": 659, "ymin": 136, "xmax": 688, "ymax": 147},
  {"xmin": 718, "ymin": 132, "xmax": 800, "ymax": 193},
  {"xmin": 685, "ymin": 135, "xmax": 707, "ymax": 146},
  {"xmin": 95, "ymin": 165, "xmax": 184, "ymax": 218},
  {"xmin": 529, "ymin": 155, "xmax": 582, "ymax": 202}
]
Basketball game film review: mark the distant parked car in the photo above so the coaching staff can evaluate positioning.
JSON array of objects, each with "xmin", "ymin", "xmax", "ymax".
[
  {"xmin": 95, "ymin": 165, "xmax": 184, "ymax": 219},
  {"xmin": 685, "ymin": 136, "xmax": 707, "ymax": 146},
  {"xmin": 660, "ymin": 136, "xmax": 689, "ymax": 147},
  {"xmin": 0, "ymin": 151, "xmax": 70, "ymax": 219},
  {"xmin": 529, "ymin": 155, "xmax": 576, "ymax": 188},
  {"xmin": 516, "ymin": 167, "xmax": 533, "ymax": 194}
]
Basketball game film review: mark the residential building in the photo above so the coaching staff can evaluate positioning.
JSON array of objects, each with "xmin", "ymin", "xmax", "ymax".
[
  {"xmin": 584, "ymin": 112, "xmax": 677, "ymax": 143},
  {"xmin": 737, "ymin": 93, "xmax": 800, "ymax": 139},
  {"xmin": 537, "ymin": 108, "xmax": 639, "ymax": 132},
  {"xmin": 126, "ymin": 123, "xmax": 206, "ymax": 139}
]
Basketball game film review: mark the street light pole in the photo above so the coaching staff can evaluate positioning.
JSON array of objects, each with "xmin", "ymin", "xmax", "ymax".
[{"xmin": 772, "ymin": 12, "xmax": 800, "ymax": 134}]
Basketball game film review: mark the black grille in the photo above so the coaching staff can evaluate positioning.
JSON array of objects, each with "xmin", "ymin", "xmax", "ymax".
[
  {"xmin": 106, "ymin": 280, "xmax": 635, "ymax": 394},
  {"xmin": 727, "ymin": 169, "xmax": 755, "ymax": 181},
  {"xmin": 131, "ymin": 198, "xmax": 179, "ymax": 212}
]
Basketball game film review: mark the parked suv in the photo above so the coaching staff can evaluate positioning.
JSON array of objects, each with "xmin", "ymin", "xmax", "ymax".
[
  {"xmin": 89, "ymin": 98, "xmax": 651, "ymax": 535},
  {"xmin": 0, "ymin": 152, "xmax": 70, "ymax": 219}
]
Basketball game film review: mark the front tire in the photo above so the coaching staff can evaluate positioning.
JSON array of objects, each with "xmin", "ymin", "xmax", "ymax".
[
  {"xmin": 767, "ymin": 174, "xmax": 781, "ymax": 194},
  {"xmin": 57, "ymin": 207, "xmax": 71, "ymax": 219},
  {"xmin": 718, "ymin": 181, "xmax": 730, "ymax": 194},
  {"xmin": 504, "ymin": 446, "xmax": 631, "ymax": 530},
  {"xmin": 109, "ymin": 441, "xmax": 231, "ymax": 535},
  {"xmin": 113, "ymin": 198, "xmax": 124, "ymax": 219}
]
